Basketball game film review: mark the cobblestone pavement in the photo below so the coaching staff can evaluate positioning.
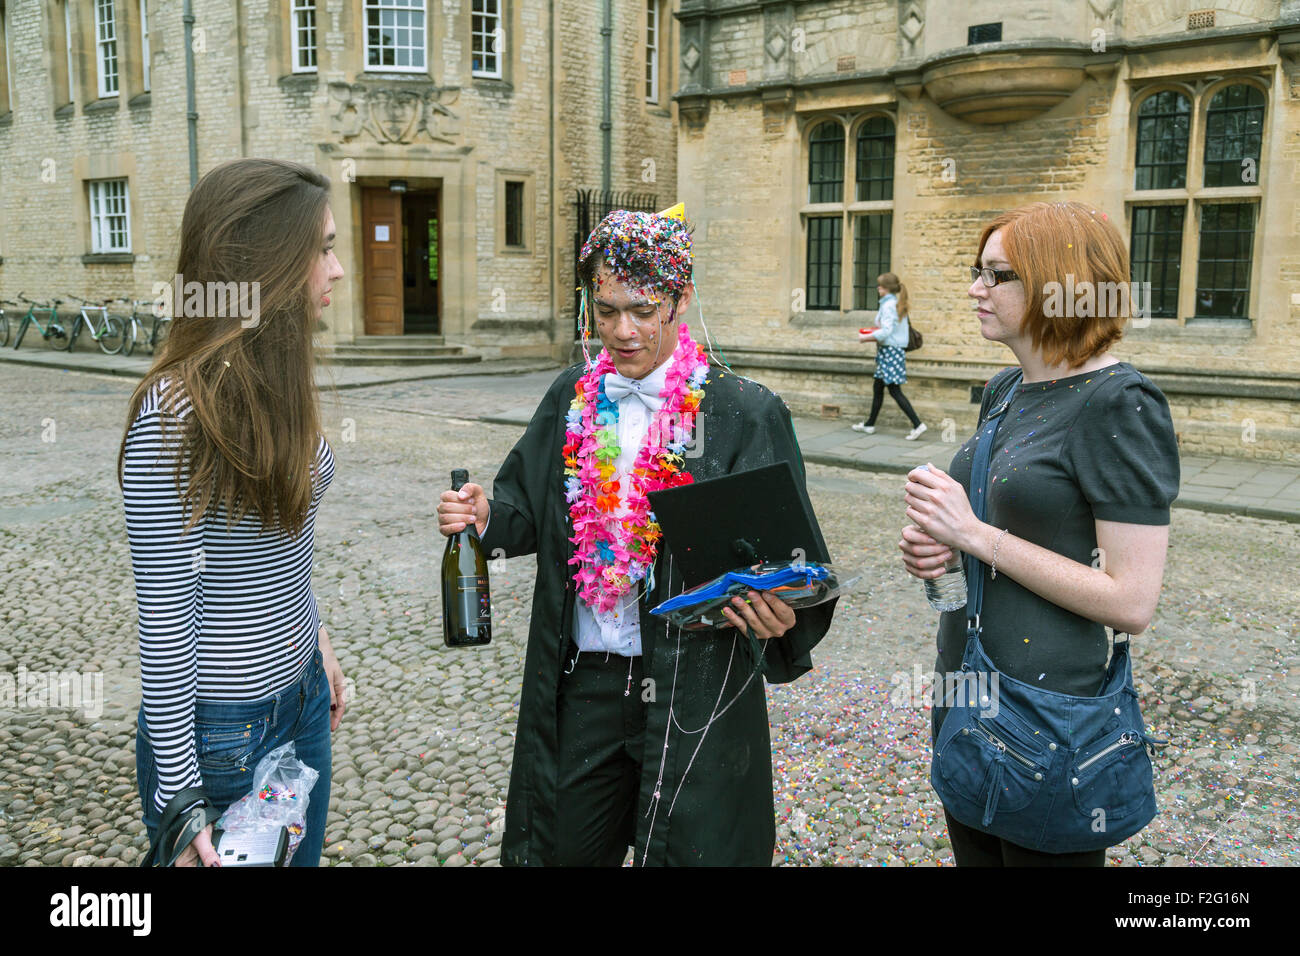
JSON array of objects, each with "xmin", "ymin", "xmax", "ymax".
[{"xmin": 0, "ymin": 365, "xmax": 1296, "ymax": 866}]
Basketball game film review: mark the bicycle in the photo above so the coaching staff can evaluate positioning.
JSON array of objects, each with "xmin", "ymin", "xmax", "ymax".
[
  {"xmin": 11, "ymin": 293, "xmax": 69, "ymax": 350},
  {"xmin": 0, "ymin": 299, "xmax": 15, "ymax": 348},
  {"xmin": 121, "ymin": 298, "xmax": 172, "ymax": 356},
  {"xmin": 63, "ymin": 293, "xmax": 126, "ymax": 354}
]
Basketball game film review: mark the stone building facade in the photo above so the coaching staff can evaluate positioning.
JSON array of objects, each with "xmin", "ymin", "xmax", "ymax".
[
  {"xmin": 0, "ymin": 0, "xmax": 679, "ymax": 359},
  {"xmin": 675, "ymin": 0, "xmax": 1300, "ymax": 462}
]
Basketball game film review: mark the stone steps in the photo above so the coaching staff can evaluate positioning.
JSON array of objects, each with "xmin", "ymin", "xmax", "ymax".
[{"xmin": 320, "ymin": 336, "xmax": 478, "ymax": 365}]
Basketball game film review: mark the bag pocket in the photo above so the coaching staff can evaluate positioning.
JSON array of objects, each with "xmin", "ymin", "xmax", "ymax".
[
  {"xmin": 196, "ymin": 717, "xmax": 270, "ymax": 770},
  {"xmin": 937, "ymin": 716, "xmax": 1046, "ymax": 817},
  {"xmin": 1069, "ymin": 728, "xmax": 1153, "ymax": 823}
]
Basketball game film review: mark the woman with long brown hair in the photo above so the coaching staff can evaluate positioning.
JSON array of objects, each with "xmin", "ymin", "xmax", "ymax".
[{"xmin": 121, "ymin": 158, "xmax": 345, "ymax": 866}]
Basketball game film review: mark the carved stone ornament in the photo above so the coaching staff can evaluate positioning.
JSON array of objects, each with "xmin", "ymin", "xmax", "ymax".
[
  {"xmin": 1088, "ymin": 0, "xmax": 1118, "ymax": 19},
  {"xmin": 682, "ymin": 42, "xmax": 701, "ymax": 74},
  {"xmin": 766, "ymin": 32, "xmax": 786, "ymax": 63},
  {"xmin": 328, "ymin": 82, "xmax": 463, "ymax": 145},
  {"xmin": 899, "ymin": 4, "xmax": 925, "ymax": 58},
  {"xmin": 901, "ymin": 10, "xmax": 923, "ymax": 42}
]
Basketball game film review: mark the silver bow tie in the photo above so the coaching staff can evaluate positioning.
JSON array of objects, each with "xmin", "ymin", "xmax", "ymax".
[{"xmin": 603, "ymin": 373, "xmax": 665, "ymax": 412}]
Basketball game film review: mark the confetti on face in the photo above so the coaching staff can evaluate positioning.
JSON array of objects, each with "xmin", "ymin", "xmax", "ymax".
[{"xmin": 580, "ymin": 209, "xmax": 694, "ymax": 299}]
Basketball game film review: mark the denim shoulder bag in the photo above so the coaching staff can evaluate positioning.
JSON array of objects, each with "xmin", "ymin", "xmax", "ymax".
[{"xmin": 929, "ymin": 369, "xmax": 1166, "ymax": 853}]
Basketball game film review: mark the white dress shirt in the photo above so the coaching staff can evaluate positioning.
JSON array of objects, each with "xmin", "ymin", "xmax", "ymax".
[{"xmin": 572, "ymin": 354, "xmax": 676, "ymax": 657}]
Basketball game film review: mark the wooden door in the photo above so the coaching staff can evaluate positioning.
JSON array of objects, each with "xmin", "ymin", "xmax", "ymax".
[{"xmin": 362, "ymin": 188, "xmax": 403, "ymax": 335}]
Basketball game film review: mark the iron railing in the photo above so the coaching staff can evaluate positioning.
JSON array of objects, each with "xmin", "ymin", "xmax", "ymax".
[{"xmin": 572, "ymin": 188, "xmax": 658, "ymax": 338}]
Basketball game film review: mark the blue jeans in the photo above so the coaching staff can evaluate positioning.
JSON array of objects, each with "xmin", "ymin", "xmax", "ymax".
[{"xmin": 136, "ymin": 648, "xmax": 333, "ymax": 867}]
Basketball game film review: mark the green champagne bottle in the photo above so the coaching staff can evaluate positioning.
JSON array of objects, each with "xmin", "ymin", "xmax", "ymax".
[{"xmin": 442, "ymin": 469, "xmax": 492, "ymax": 647}]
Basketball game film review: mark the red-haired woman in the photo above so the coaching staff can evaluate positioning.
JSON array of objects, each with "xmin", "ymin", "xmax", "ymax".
[
  {"xmin": 899, "ymin": 201, "xmax": 1180, "ymax": 866},
  {"xmin": 121, "ymin": 159, "xmax": 346, "ymax": 866}
]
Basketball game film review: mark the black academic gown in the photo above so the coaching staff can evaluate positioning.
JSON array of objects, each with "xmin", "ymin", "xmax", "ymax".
[{"xmin": 482, "ymin": 362, "xmax": 836, "ymax": 866}]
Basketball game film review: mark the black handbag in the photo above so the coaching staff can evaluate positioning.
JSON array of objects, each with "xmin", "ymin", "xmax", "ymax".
[
  {"xmin": 904, "ymin": 321, "xmax": 922, "ymax": 351},
  {"xmin": 139, "ymin": 787, "xmax": 221, "ymax": 867},
  {"xmin": 929, "ymin": 369, "xmax": 1166, "ymax": 853}
]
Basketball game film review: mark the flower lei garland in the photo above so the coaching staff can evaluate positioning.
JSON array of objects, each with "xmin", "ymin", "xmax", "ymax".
[{"xmin": 564, "ymin": 321, "xmax": 709, "ymax": 613}]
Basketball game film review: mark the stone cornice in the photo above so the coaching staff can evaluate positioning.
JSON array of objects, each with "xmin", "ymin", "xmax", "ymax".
[{"xmin": 674, "ymin": 18, "xmax": 1300, "ymax": 106}]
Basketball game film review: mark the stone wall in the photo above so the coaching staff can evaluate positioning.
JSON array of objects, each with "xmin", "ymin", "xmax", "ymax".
[
  {"xmin": 674, "ymin": 0, "xmax": 1300, "ymax": 461},
  {"xmin": 0, "ymin": 0, "xmax": 679, "ymax": 361}
]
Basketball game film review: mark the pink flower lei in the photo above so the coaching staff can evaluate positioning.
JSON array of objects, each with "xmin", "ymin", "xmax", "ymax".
[{"xmin": 563, "ymin": 321, "xmax": 709, "ymax": 613}]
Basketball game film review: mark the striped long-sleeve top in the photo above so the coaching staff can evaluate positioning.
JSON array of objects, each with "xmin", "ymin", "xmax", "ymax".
[{"xmin": 122, "ymin": 381, "xmax": 334, "ymax": 811}]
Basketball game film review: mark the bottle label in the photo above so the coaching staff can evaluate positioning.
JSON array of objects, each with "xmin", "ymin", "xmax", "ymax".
[{"xmin": 458, "ymin": 575, "xmax": 491, "ymax": 625}]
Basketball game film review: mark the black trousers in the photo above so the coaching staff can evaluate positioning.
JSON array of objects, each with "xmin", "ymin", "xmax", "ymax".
[
  {"xmin": 865, "ymin": 377, "xmax": 921, "ymax": 428},
  {"xmin": 943, "ymin": 810, "xmax": 1106, "ymax": 867},
  {"xmin": 554, "ymin": 642, "xmax": 648, "ymax": 867}
]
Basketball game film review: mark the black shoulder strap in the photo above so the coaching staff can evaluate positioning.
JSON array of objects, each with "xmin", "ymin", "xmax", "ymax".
[{"xmin": 140, "ymin": 787, "xmax": 220, "ymax": 867}]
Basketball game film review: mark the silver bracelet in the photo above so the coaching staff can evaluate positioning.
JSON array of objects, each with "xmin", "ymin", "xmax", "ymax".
[{"xmin": 990, "ymin": 529, "xmax": 1010, "ymax": 580}]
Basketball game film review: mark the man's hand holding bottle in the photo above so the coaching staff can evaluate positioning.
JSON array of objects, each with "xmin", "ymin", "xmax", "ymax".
[{"xmin": 437, "ymin": 481, "xmax": 489, "ymax": 537}]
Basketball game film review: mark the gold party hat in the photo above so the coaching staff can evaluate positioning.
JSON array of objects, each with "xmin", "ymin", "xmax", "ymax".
[{"xmin": 657, "ymin": 201, "xmax": 686, "ymax": 222}]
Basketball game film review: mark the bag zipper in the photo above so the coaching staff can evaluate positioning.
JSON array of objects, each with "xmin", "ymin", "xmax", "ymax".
[
  {"xmin": 1076, "ymin": 732, "xmax": 1138, "ymax": 772},
  {"xmin": 968, "ymin": 724, "xmax": 1037, "ymax": 770}
]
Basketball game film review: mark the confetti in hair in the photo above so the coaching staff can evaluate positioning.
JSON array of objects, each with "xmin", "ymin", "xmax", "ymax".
[{"xmin": 579, "ymin": 207, "xmax": 694, "ymax": 300}]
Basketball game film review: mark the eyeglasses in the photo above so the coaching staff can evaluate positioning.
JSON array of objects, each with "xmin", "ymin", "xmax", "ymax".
[{"xmin": 970, "ymin": 266, "xmax": 1020, "ymax": 288}]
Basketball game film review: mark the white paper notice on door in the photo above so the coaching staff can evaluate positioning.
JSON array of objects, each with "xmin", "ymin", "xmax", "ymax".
[{"xmin": 375, "ymin": 224, "xmax": 390, "ymax": 242}]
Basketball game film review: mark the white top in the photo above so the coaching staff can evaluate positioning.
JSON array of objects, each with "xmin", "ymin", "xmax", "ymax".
[
  {"xmin": 868, "ymin": 293, "xmax": 910, "ymax": 349},
  {"xmin": 122, "ymin": 381, "xmax": 334, "ymax": 810}
]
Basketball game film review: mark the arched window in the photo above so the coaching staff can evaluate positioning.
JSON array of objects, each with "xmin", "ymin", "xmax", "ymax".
[
  {"xmin": 1134, "ymin": 91, "xmax": 1189, "ymax": 190},
  {"xmin": 1202, "ymin": 84, "xmax": 1265, "ymax": 188},
  {"xmin": 808, "ymin": 121, "xmax": 844, "ymax": 204},
  {"xmin": 855, "ymin": 116, "xmax": 894, "ymax": 202}
]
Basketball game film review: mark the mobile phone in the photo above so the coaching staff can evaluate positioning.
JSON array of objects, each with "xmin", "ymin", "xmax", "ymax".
[{"xmin": 211, "ymin": 826, "xmax": 289, "ymax": 867}]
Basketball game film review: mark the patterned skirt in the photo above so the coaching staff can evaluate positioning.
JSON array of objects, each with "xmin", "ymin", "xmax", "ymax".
[{"xmin": 874, "ymin": 344, "xmax": 907, "ymax": 385}]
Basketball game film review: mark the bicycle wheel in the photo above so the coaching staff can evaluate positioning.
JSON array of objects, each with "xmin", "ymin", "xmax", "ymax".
[
  {"xmin": 152, "ymin": 317, "xmax": 172, "ymax": 353},
  {"xmin": 0, "ymin": 314, "xmax": 9, "ymax": 348},
  {"xmin": 98, "ymin": 315, "xmax": 125, "ymax": 354},
  {"xmin": 47, "ymin": 321, "xmax": 70, "ymax": 351},
  {"xmin": 121, "ymin": 317, "xmax": 141, "ymax": 356}
]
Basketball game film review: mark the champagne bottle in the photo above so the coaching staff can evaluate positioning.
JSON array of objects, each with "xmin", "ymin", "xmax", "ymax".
[{"xmin": 442, "ymin": 469, "xmax": 492, "ymax": 647}]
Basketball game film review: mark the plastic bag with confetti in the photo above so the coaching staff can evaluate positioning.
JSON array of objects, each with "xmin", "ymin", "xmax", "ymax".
[{"xmin": 215, "ymin": 741, "xmax": 319, "ymax": 864}]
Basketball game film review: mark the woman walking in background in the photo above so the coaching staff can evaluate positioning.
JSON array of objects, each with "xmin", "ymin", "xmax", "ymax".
[
  {"xmin": 121, "ymin": 158, "xmax": 346, "ymax": 866},
  {"xmin": 852, "ymin": 272, "xmax": 927, "ymax": 440}
]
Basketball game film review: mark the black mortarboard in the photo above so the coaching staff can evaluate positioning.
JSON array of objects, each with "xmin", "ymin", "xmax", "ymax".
[{"xmin": 647, "ymin": 461, "xmax": 831, "ymax": 588}]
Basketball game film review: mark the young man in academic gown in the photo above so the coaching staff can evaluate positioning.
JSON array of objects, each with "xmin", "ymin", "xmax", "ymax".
[{"xmin": 437, "ymin": 207, "xmax": 836, "ymax": 866}]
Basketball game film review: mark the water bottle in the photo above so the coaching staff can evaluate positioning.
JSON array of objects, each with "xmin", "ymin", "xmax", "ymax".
[
  {"xmin": 914, "ymin": 464, "xmax": 967, "ymax": 612},
  {"xmin": 924, "ymin": 556, "xmax": 967, "ymax": 612}
]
